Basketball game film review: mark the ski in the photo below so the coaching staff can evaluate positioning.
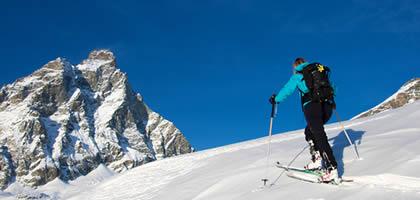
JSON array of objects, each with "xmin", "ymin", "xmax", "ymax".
[
  {"xmin": 276, "ymin": 162, "xmax": 324, "ymax": 177},
  {"xmin": 276, "ymin": 161, "xmax": 353, "ymax": 185}
]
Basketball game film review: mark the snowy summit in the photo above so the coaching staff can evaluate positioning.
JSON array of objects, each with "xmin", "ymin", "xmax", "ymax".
[
  {"xmin": 76, "ymin": 50, "xmax": 116, "ymax": 72},
  {"xmin": 0, "ymin": 50, "xmax": 193, "ymax": 191}
]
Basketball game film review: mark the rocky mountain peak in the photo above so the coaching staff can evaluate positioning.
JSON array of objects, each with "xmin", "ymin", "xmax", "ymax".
[
  {"xmin": 87, "ymin": 49, "xmax": 115, "ymax": 61},
  {"xmin": 41, "ymin": 58, "xmax": 72, "ymax": 71},
  {"xmin": 0, "ymin": 50, "xmax": 193, "ymax": 189},
  {"xmin": 78, "ymin": 49, "xmax": 116, "ymax": 71},
  {"xmin": 353, "ymin": 78, "xmax": 420, "ymax": 119}
]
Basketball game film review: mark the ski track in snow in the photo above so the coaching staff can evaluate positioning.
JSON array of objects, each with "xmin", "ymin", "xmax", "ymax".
[{"xmin": 349, "ymin": 174, "xmax": 420, "ymax": 193}]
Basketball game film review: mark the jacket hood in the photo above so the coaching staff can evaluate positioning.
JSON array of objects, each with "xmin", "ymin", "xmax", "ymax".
[{"xmin": 294, "ymin": 62, "xmax": 310, "ymax": 73}]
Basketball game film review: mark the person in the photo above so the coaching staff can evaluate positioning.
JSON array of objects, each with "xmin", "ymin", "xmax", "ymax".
[{"xmin": 269, "ymin": 57, "xmax": 339, "ymax": 183}]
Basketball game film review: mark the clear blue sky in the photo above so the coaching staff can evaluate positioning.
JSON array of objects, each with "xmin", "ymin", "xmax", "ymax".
[{"xmin": 1, "ymin": 0, "xmax": 419, "ymax": 150}]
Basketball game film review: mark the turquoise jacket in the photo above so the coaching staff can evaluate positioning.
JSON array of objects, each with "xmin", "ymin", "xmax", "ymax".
[{"xmin": 274, "ymin": 62, "xmax": 336, "ymax": 106}]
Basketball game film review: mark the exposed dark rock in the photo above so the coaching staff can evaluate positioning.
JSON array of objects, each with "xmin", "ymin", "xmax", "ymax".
[
  {"xmin": 0, "ymin": 50, "xmax": 193, "ymax": 189},
  {"xmin": 354, "ymin": 78, "xmax": 420, "ymax": 119}
]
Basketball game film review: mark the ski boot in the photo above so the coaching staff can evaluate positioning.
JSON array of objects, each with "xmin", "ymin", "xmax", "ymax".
[
  {"xmin": 305, "ymin": 140, "xmax": 322, "ymax": 171},
  {"xmin": 320, "ymin": 167, "xmax": 340, "ymax": 184},
  {"xmin": 305, "ymin": 151, "xmax": 322, "ymax": 171}
]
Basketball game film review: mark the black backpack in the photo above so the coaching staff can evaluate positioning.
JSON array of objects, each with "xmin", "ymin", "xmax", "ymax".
[{"xmin": 299, "ymin": 63, "xmax": 334, "ymax": 103}]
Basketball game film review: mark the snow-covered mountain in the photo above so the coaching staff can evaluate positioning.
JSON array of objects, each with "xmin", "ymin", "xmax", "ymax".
[
  {"xmin": 0, "ymin": 50, "xmax": 192, "ymax": 190},
  {"xmin": 353, "ymin": 78, "xmax": 420, "ymax": 119},
  {"xmin": 3, "ymin": 83, "xmax": 420, "ymax": 199}
]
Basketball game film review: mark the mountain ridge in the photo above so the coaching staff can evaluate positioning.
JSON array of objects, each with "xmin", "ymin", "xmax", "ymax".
[
  {"xmin": 353, "ymin": 78, "xmax": 420, "ymax": 119},
  {"xmin": 0, "ymin": 49, "xmax": 192, "ymax": 189}
]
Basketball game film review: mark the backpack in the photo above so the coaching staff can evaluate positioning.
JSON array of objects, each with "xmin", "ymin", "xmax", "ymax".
[{"xmin": 299, "ymin": 63, "xmax": 334, "ymax": 103}]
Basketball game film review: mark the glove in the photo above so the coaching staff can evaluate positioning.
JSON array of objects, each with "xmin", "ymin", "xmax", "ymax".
[{"xmin": 269, "ymin": 94, "xmax": 278, "ymax": 105}]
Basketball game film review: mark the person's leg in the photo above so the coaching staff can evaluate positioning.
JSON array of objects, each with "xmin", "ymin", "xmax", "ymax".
[
  {"xmin": 304, "ymin": 103, "xmax": 337, "ymax": 169},
  {"xmin": 304, "ymin": 125, "xmax": 322, "ymax": 170},
  {"xmin": 322, "ymin": 103, "xmax": 333, "ymax": 124},
  {"xmin": 304, "ymin": 126, "xmax": 318, "ymax": 160}
]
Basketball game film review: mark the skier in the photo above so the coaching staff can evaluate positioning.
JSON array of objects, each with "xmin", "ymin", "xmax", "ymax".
[{"xmin": 269, "ymin": 57, "xmax": 339, "ymax": 183}]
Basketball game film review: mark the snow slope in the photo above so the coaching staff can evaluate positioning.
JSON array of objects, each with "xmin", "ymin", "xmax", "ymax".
[{"xmin": 2, "ymin": 101, "xmax": 420, "ymax": 199}]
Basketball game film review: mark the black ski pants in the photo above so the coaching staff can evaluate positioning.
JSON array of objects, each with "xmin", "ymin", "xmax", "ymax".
[{"xmin": 303, "ymin": 102, "xmax": 337, "ymax": 169}]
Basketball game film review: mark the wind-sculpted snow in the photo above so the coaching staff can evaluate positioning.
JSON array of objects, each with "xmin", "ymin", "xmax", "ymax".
[{"xmin": 0, "ymin": 50, "xmax": 192, "ymax": 190}]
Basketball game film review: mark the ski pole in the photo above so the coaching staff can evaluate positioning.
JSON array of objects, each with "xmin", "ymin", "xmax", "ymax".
[
  {"xmin": 262, "ymin": 102, "xmax": 275, "ymax": 186},
  {"xmin": 333, "ymin": 108, "xmax": 360, "ymax": 160}
]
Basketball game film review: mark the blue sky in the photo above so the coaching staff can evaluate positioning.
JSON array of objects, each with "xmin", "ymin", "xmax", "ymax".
[{"xmin": 1, "ymin": 0, "xmax": 419, "ymax": 150}]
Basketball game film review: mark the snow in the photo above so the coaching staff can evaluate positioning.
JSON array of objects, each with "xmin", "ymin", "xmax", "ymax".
[
  {"xmin": 0, "ymin": 164, "xmax": 116, "ymax": 200},
  {"xmin": 2, "ymin": 101, "xmax": 420, "ymax": 199},
  {"xmin": 95, "ymin": 88, "xmax": 125, "ymax": 127},
  {"xmin": 377, "ymin": 79, "xmax": 418, "ymax": 107},
  {"xmin": 76, "ymin": 59, "xmax": 112, "ymax": 72}
]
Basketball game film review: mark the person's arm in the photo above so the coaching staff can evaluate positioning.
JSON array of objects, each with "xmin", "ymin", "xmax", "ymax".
[{"xmin": 274, "ymin": 75, "xmax": 298, "ymax": 103}]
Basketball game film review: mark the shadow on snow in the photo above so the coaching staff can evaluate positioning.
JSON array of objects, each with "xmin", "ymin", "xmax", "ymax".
[{"xmin": 329, "ymin": 129, "xmax": 365, "ymax": 177}]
